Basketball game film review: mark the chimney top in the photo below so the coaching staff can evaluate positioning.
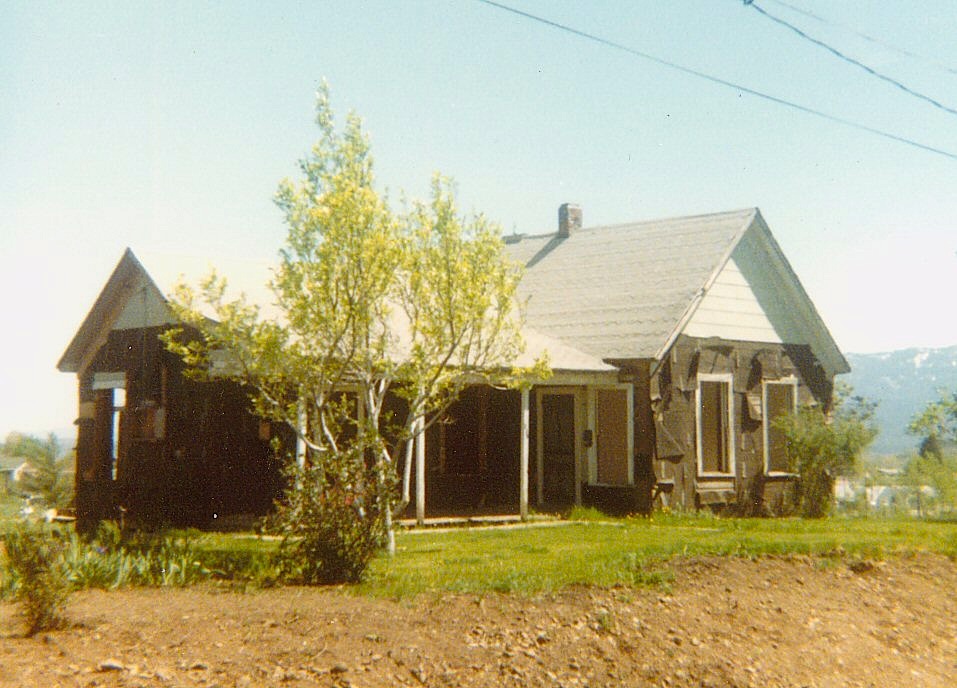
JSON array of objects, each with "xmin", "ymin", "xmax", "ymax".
[{"xmin": 558, "ymin": 203, "xmax": 582, "ymax": 238}]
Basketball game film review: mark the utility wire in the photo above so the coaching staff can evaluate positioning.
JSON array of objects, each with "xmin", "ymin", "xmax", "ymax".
[
  {"xmin": 747, "ymin": 1, "xmax": 957, "ymax": 117},
  {"xmin": 764, "ymin": 0, "xmax": 957, "ymax": 76},
  {"xmin": 475, "ymin": 0, "xmax": 957, "ymax": 162}
]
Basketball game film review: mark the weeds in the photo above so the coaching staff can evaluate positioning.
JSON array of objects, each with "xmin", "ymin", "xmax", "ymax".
[{"xmin": 3, "ymin": 521, "xmax": 71, "ymax": 635}]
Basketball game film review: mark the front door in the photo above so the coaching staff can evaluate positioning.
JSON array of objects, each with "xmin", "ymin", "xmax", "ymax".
[{"xmin": 539, "ymin": 392, "xmax": 577, "ymax": 505}]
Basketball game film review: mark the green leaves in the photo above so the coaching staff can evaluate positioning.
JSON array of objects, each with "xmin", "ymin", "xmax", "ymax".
[
  {"xmin": 774, "ymin": 390, "xmax": 878, "ymax": 517},
  {"xmin": 908, "ymin": 390, "xmax": 957, "ymax": 449},
  {"xmin": 164, "ymin": 84, "xmax": 547, "ymax": 566}
]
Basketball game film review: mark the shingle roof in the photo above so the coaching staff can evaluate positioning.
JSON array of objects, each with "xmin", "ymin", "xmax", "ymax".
[
  {"xmin": 506, "ymin": 208, "xmax": 758, "ymax": 360},
  {"xmin": 59, "ymin": 249, "xmax": 616, "ymax": 375}
]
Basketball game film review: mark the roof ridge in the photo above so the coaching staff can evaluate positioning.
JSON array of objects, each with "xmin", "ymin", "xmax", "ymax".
[{"xmin": 511, "ymin": 207, "xmax": 758, "ymax": 241}]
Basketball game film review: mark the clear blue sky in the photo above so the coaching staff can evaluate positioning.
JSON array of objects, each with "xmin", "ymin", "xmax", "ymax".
[{"xmin": 2, "ymin": 0, "xmax": 956, "ymax": 438}]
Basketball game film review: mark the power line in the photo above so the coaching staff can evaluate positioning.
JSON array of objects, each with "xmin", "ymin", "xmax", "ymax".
[
  {"xmin": 747, "ymin": 1, "xmax": 957, "ymax": 117},
  {"xmin": 474, "ymin": 0, "xmax": 957, "ymax": 162},
  {"xmin": 764, "ymin": 0, "xmax": 957, "ymax": 76}
]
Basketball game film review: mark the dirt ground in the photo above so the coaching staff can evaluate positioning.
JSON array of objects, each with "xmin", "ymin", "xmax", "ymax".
[{"xmin": 2, "ymin": 553, "xmax": 956, "ymax": 688}]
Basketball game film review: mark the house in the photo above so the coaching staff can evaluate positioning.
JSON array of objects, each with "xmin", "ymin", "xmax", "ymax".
[
  {"xmin": 0, "ymin": 454, "xmax": 25, "ymax": 495},
  {"xmin": 507, "ymin": 205, "xmax": 848, "ymax": 512},
  {"xmin": 58, "ymin": 204, "xmax": 848, "ymax": 530}
]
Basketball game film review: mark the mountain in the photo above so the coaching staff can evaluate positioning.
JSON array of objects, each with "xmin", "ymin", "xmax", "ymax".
[{"xmin": 843, "ymin": 345, "xmax": 957, "ymax": 457}]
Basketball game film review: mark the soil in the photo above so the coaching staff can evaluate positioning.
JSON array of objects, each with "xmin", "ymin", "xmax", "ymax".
[{"xmin": 2, "ymin": 553, "xmax": 956, "ymax": 687}]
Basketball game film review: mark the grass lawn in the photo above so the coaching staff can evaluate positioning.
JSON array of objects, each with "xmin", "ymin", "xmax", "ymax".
[
  {"xmin": 104, "ymin": 512, "xmax": 957, "ymax": 595},
  {"xmin": 5, "ymin": 506, "xmax": 956, "ymax": 596},
  {"xmin": 357, "ymin": 512, "xmax": 957, "ymax": 597}
]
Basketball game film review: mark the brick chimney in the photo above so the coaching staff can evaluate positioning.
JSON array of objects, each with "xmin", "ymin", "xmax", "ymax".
[{"xmin": 558, "ymin": 203, "xmax": 582, "ymax": 238}]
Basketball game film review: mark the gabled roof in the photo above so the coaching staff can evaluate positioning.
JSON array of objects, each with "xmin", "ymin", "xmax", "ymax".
[
  {"xmin": 506, "ymin": 208, "xmax": 849, "ymax": 376},
  {"xmin": 57, "ymin": 249, "xmax": 171, "ymax": 373},
  {"xmin": 58, "ymin": 249, "xmax": 616, "ymax": 376}
]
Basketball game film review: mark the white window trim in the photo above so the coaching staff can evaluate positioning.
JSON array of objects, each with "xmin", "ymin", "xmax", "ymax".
[
  {"xmin": 762, "ymin": 377, "xmax": 799, "ymax": 476},
  {"xmin": 586, "ymin": 384, "xmax": 635, "ymax": 486},
  {"xmin": 696, "ymin": 373, "xmax": 736, "ymax": 478}
]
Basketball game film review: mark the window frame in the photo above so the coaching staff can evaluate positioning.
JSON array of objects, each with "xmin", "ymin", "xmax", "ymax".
[
  {"xmin": 762, "ymin": 377, "xmax": 799, "ymax": 476},
  {"xmin": 695, "ymin": 373, "xmax": 736, "ymax": 477}
]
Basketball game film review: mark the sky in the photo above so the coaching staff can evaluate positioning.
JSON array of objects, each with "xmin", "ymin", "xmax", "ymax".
[{"xmin": 2, "ymin": 0, "xmax": 956, "ymax": 439}]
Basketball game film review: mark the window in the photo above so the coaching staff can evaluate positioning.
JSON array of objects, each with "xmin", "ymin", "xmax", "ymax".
[
  {"xmin": 696, "ymin": 374, "xmax": 734, "ymax": 476},
  {"xmin": 763, "ymin": 379, "xmax": 798, "ymax": 474}
]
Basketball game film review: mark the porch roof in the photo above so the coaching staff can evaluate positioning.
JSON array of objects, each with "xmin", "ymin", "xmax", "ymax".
[{"xmin": 59, "ymin": 248, "xmax": 617, "ymax": 375}]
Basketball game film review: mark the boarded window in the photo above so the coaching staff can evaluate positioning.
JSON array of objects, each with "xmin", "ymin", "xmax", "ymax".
[
  {"xmin": 764, "ymin": 382, "xmax": 796, "ymax": 473},
  {"xmin": 697, "ymin": 378, "xmax": 732, "ymax": 475},
  {"xmin": 595, "ymin": 389, "xmax": 629, "ymax": 485}
]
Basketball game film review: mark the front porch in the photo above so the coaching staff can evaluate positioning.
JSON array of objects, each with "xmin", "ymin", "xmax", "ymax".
[{"xmin": 404, "ymin": 378, "xmax": 647, "ymax": 523}]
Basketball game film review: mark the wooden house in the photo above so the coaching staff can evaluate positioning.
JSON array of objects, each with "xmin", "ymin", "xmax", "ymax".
[
  {"xmin": 506, "ymin": 204, "xmax": 849, "ymax": 513},
  {"xmin": 58, "ymin": 205, "xmax": 848, "ymax": 529}
]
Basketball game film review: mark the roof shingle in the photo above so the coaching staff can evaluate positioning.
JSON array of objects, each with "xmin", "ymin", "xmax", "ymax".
[{"xmin": 506, "ymin": 208, "xmax": 758, "ymax": 359}]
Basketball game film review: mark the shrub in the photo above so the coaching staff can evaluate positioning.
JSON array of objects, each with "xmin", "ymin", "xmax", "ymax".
[
  {"xmin": 3, "ymin": 521, "xmax": 71, "ymax": 635},
  {"xmin": 270, "ymin": 442, "xmax": 389, "ymax": 585},
  {"xmin": 775, "ymin": 391, "xmax": 877, "ymax": 518}
]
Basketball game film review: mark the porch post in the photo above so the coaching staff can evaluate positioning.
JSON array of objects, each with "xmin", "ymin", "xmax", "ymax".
[
  {"xmin": 520, "ymin": 387, "xmax": 530, "ymax": 521},
  {"xmin": 415, "ymin": 416, "xmax": 426, "ymax": 526},
  {"xmin": 295, "ymin": 399, "xmax": 306, "ymax": 468}
]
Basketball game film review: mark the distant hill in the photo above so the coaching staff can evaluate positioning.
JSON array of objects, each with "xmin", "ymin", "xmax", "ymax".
[{"xmin": 843, "ymin": 345, "xmax": 957, "ymax": 457}]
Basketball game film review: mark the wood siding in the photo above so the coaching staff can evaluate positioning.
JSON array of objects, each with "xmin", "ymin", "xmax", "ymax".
[
  {"xmin": 651, "ymin": 335, "xmax": 833, "ymax": 513},
  {"xmin": 684, "ymin": 256, "xmax": 782, "ymax": 343},
  {"xmin": 74, "ymin": 326, "xmax": 288, "ymax": 530}
]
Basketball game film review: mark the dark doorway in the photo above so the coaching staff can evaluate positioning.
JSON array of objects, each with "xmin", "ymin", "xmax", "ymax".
[{"xmin": 541, "ymin": 392, "xmax": 576, "ymax": 505}]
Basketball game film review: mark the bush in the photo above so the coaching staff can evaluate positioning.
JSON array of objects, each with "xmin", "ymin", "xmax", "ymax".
[
  {"xmin": 270, "ymin": 442, "xmax": 389, "ymax": 585},
  {"xmin": 775, "ymin": 391, "xmax": 877, "ymax": 518},
  {"xmin": 3, "ymin": 521, "xmax": 71, "ymax": 635}
]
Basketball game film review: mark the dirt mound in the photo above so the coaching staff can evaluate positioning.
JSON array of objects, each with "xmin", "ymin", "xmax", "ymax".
[{"xmin": 2, "ymin": 554, "xmax": 956, "ymax": 687}]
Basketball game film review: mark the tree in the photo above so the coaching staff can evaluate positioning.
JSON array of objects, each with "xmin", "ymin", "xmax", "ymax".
[
  {"xmin": 908, "ymin": 389, "xmax": 957, "ymax": 457},
  {"xmin": 902, "ymin": 451, "xmax": 957, "ymax": 516},
  {"xmin": 164, "ymin": 84, "xmax": 544, "ymax": 580},
  {"xmin": 774, "ymin": 388, "xmax": 878, "ymax": 518},
  {"xmin": 2, "ymin": 432, "xmax": 73, "ymax": 510},
  {"xmin": 904, "ymin": 390, "xmax": 957, "ymax": 515}
]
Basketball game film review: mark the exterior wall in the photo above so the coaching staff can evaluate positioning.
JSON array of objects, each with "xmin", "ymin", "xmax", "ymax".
[
  {"xmin": 651, "ymin": 335, "xmax": 833, "ymax": 513},
  {"xmin": 74, "ymin": 326, "xmax": 287, "ymax": 530}
]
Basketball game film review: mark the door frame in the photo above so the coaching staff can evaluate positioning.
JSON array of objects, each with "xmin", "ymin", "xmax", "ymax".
[{"xmin": 535, "ymin": 386, "xmax": 583, "ymax": 507}]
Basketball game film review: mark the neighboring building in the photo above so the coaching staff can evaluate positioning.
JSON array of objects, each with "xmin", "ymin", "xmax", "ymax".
[
  {"xmin": 0, "ymin": 455, "xmax": 26, "ymax": 495},
  {"xmin": 58, "ymin": 204, "xmax": 848, "ymax": 529}
]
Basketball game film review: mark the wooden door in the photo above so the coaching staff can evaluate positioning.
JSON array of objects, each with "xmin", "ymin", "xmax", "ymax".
[{"xmin": 540, "ymin": 392, "xmax": 576, "ymax": 505}]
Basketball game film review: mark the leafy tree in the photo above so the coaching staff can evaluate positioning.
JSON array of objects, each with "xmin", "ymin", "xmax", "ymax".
[
  {"xmin": 2, "ymin": 432, "xmax": 73, "ymax": 510},
  {"xmin": 164, "ymin": 84, "xmax": 543, "ymax": 579},
  {"xmin": 904, "ymin": 390, "xmax": 957, "ymax": 515},
  {"xmin": 908, "ymin": 389, "xmax": 957, "ymax": 457},
  {"xmin": 902, "ymin": 451, "xmax": 957, "ymax": 516},
  {"xmin": 774, "ymin": 388, "xmax": 878, "ymax": 518}
]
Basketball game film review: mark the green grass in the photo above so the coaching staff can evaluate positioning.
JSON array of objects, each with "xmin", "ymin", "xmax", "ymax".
[
  {"xmin": 358, "ymin": 512, "xmax": 957, "ymax": 597},
  {"xmin": 0, "ymin": 491, "xmax": 24, "ymax": 525},
  {"xmin": 5, "ymin": 507, "xmax": 957, "ymax": 598}
]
